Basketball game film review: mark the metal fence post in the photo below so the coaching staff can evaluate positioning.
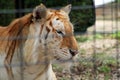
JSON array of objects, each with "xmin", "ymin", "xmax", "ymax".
[{"xmin": 14, "ymin": 0, "xmax": 24, "ymax": 18}]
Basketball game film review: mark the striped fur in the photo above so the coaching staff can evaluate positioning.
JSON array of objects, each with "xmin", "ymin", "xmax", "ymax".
[{"xmin": 0, "ymin": 4, "xmax": 78, "ymax": 80}]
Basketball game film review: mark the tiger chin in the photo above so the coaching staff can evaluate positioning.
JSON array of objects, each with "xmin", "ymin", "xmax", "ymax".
[{"xmin": 0, "ymin": 3, "xmax": 78, "ymax": 80}]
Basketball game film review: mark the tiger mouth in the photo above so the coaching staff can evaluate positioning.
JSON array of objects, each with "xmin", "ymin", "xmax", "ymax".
[{"xmin": 53, "ymin": 55, "xmax": 74, "ymax": 63}]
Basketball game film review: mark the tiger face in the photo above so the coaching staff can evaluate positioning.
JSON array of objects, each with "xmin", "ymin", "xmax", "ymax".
[{"xmin": 32, "ymin": 4, "xmax": 78, "ymax": 62}]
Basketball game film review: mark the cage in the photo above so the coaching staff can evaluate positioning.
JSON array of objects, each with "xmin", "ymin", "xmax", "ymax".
[{"xmin": 0, "ymin": 0, "xmax": 119, "ymax": 80}]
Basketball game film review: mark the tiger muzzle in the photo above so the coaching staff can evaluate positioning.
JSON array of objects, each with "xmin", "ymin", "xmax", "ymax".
[{"xmin": 69, "ymin": 49, "xmax": 78, "ymax": 56}]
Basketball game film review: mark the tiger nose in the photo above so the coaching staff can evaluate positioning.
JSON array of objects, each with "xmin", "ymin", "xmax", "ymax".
[{"xmin": 69, "ymin": 49, "xmax": 78, "ymax": 56}]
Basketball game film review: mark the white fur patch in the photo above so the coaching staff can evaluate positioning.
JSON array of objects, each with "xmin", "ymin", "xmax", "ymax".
[
  {"xmin": 32, "ymin": 22, "xmax": 41, "ymax": 63},
  {"xmin": 52, "ymin": 18, "xmax": 65, "ymax": 33},
  {"xmin": 37, "ymin": 64, "xmax": 57, "ymax": 80},
  {"xmin": 0, "ymin": 54, "xmax": 8, "ymax": 80}
]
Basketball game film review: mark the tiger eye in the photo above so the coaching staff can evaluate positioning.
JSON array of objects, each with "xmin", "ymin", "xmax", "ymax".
[
  {"xmin": 56, "ymin": 30, "xmax": 64, "ymax": 36},
  {"xmin": 56, "ymin": 18, "xmax": 59, "ymax": 20}
]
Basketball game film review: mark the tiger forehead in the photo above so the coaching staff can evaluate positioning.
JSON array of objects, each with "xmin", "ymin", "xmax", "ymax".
[
  {"xmin": 47, "ymin": 9, "xmax": 68, "ymax": 20},
  {"xmin": 47, "ymin": 9, "xmax": 73, "ymax": 33}
]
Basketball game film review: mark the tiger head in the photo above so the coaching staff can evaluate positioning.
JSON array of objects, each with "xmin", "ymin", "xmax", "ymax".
[{"xmin": 32, "ymin": 4, "xmax": 78, "ymax": 62}]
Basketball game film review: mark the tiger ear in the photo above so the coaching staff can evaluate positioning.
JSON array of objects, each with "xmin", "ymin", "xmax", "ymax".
[
  {"xmin": 61, "ymin": 4, "xmax": 72, "ymax": 14},
  {"xmin": 33, "ymin": 3, "xmax": 47, "ymax": 20}
]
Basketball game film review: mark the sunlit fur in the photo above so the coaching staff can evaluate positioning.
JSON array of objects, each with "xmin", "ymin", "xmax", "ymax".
[{"xmin": 0, "ymin": 4, "xmax": 78, "ymax": 80}]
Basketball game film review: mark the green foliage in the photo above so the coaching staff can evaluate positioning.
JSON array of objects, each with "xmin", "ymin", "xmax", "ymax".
[
  {"xmin": 80, "ymin": 49, "xmax": 86, "ymax": 55},
  {"xmin": 76, "ymin": 32, "xmax": 120, "ymax": 43},
  {"xmin": 70, "ymin": 0, "xmax": 95, "ymax": 32},
  {"xmin": 104, "ymin": 75, "xmax": 111, "ymax": 80},
  {"xmin": 0, "ymin": 0, "xmax": 95, "ymax": 32},
  {"xmin": 76, "ymin": 34, "xmax": 104, "ymax": 42},
  {"xmin": 0, "ymin": 0, "xmax": 15, "ymax": 26},
  {"xmin": 97, "ymin": 65, "xmax": 110, "ymax": 73},
  {"xmin": 118, "ymin": 0, "xmax": 120, "ymax": 3},
  {"xmin": 53, "ymin": 64, "xmax": 63, "ymax": 72},
  {"xmin": 93, "ymin": 34, "xmax": 104, "ymax": 39},
  {"xmin": 0, "ymin": 0, "xmax": 14, "ymax": 9},
  {"xmin": 76, "ymin": 36, "xmax": 88, "ymax": 42},
  {"xmin": 111, "ymin": 31, "xmax": 120, "ymax": 39}
]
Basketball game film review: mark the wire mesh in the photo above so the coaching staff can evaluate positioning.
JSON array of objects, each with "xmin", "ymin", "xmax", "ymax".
[{"xmin": 0, "ymin": 0, "xmax": 119, "ymax": 80}]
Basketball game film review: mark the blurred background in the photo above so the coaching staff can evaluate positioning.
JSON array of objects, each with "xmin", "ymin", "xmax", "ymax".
[{"xmin": 0, "ymin": 0, "xmax": 120, "ymax": 80}]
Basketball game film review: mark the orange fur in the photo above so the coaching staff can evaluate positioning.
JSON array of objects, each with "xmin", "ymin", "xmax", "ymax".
[
  {"xmin": 0, "ymin": 13, "xmax": 32, "ymax": 53},
  {"xmin": 0, "ymin": 13, "xmax": 32, "ymax": 80}
]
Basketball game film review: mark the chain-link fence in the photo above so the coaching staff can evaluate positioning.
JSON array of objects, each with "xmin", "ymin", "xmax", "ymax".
[{"xmin": 0, "ymin": 0, "xmax": 119, "ymax": 80}]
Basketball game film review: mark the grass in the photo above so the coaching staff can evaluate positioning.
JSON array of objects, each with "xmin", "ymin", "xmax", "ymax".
[
  {"xmin": 53, "ymin": 64, "xmax": 63, "ymax": 72},
  {"xmin": 111, "ymin": 31, "xmax": 120, "ymax": 39},
  {"xmin": 97, "ymin": 65, "xmax": 111, "ymax": 73},
  {"xmin": 76, "ymin": 31, "xmax": 120, "ymax": 43},
  {"xmin": 75, "ymin": 36, "xmax": 89, "ymax": 42},
  {"xmin": 75, "ymin": 33, "xmax": 104, "ymax": 42}
]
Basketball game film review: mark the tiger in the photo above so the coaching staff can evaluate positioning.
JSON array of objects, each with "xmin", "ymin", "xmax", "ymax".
[{"xmin": 0, "ymin": 3, "xmax": 78, "ymax": 80}]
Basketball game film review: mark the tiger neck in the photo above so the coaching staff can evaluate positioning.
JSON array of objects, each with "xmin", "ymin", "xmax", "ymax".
[
  {"xmin": 22, "ymin": 19, "xmax": 57, "ymax": 79},
  {"xmin": 39, "ymin": 63, "xmax": 57, "ymax": 80},
  {"xmin": 31, "ymin": 63, "xmax": 56, "ymax": 80}
]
